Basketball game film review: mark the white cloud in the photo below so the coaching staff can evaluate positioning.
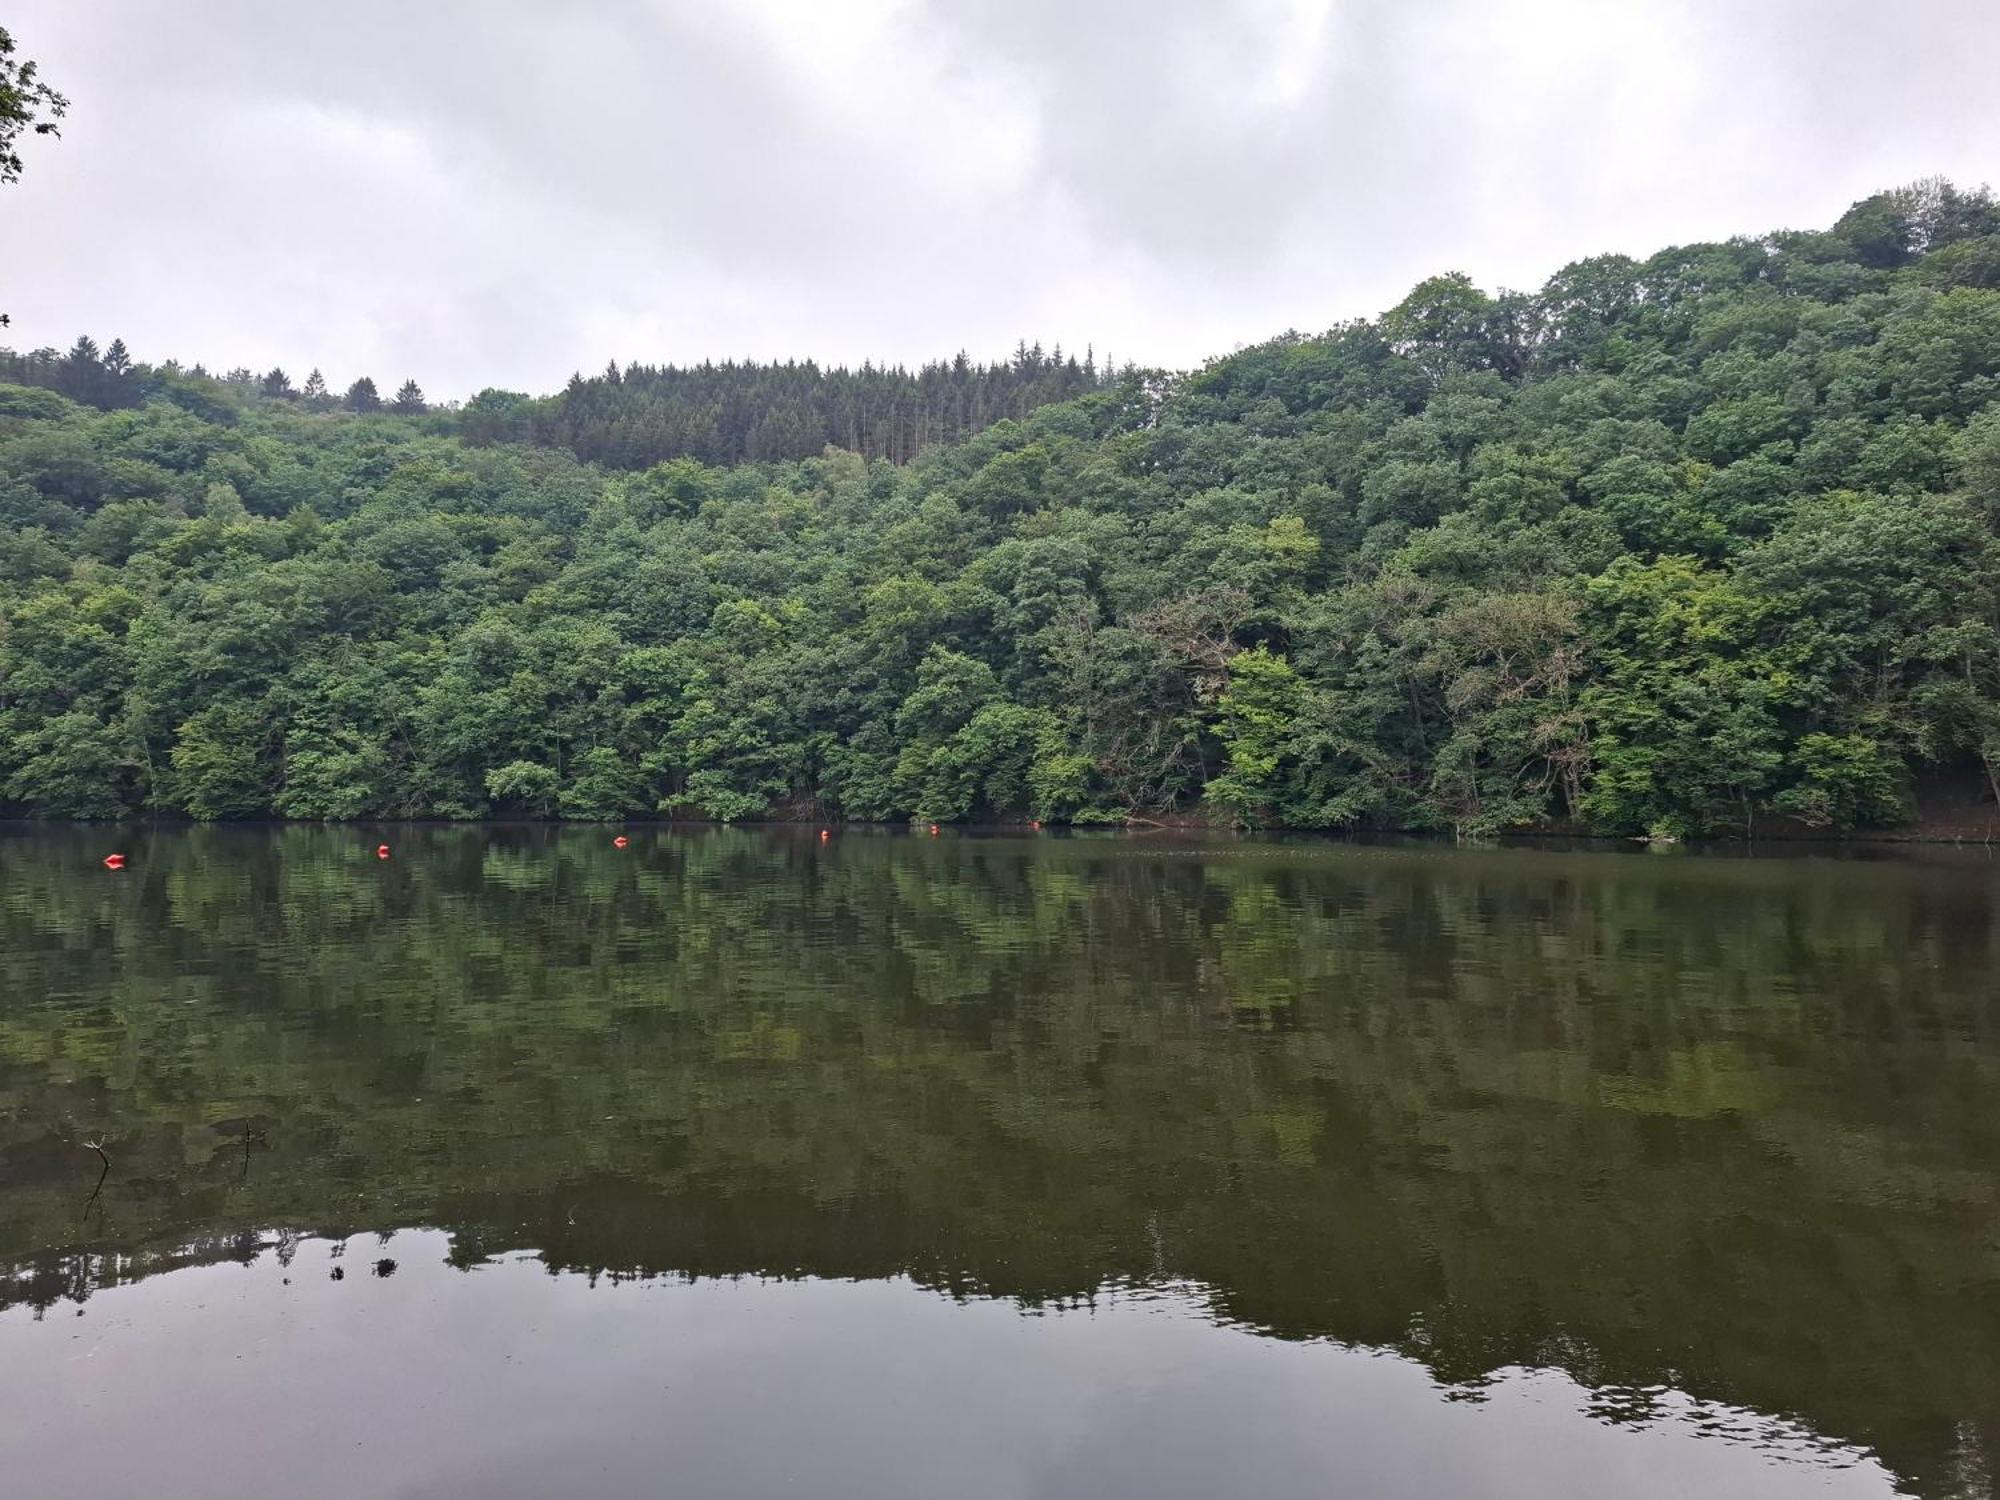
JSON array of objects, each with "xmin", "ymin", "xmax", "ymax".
[{"xmin": 1, "ymin": 0, "xmax": 1994, "ymax": 398}]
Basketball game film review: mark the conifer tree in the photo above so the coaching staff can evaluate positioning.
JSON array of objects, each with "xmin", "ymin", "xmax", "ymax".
[{"xmin": 56, "ymin": 335, "xmax": 101, "ymax": 405}]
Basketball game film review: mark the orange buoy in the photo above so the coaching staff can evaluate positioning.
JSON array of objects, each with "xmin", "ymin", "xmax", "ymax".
[
  {"xmin": 613, "ymin": 835, "xmax": 630, "ymax": 849},
  {"xmin": 1030, "ymin": 820, "xmax": 1042, "ymax": 830},
  {"xmin": 928, "ymin": 823, "xmax": 940, "ymax": 836},
  {"xmin": 102, "ymin": 853, "xmax": 126, "ymax": 870},
  {"xmin": 375, "ymin": 844, "xmax": 391, "ymax": 860},
  {"xmin": 818, "ymin": 829, "xmax": 830, "ymax": 841}
]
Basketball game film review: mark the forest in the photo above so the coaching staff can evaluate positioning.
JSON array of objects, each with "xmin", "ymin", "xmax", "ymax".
[
  {"xmin": 3, "ymin": 178, "xmax": 1999, "ymax": 835},
  {"xmin": 0, "ymin": 339, "xmax": 1114, "ymax": 467}
]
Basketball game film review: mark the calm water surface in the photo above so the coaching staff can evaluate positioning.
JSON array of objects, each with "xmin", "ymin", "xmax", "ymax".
[{"xmin": 0, "ymin": 826, "xmax": 1995, "ymax": 1498}]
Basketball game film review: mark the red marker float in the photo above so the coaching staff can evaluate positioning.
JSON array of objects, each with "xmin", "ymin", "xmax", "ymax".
[
  {"xmin": 1030, "ymin": 820, "xmax": 1042, "ymax": 830},
  {"xmin": 375, "ymin": 844, "xmax": 391, "ymax": 860},
  {"xmin": 613, "ymin": 835, "xmax": 629, "ymax": 849},
  {"xmin": 928, "ymin": 823, "xmax": 940, "ymax": 836},
  {"xmin": 102, "ymin": 853, "xmax": 126, "ymax": 871},
  {"xmin": 819, "ymin": 829, "xmax": 830, "ymax": 841}
]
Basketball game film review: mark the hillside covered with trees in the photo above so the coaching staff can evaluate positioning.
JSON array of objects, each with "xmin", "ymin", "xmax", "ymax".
[
  {"xmin": 0, "ymin": 339, "xmax": 1113, "ymax": 468},
  {"xmin": 3, "ymin": 179, "xmax": 2000, "ymax": 836}
]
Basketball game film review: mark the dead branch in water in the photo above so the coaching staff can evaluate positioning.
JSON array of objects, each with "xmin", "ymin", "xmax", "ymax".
[{"xmin": 80, "ymin": 1138, "xmax": 110, "ymax": 1220}]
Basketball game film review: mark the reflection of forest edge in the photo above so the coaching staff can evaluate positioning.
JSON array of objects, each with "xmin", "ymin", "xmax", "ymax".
[{"xmin": 2, "ymin": 827, "xmax": 1997, "ymax": 1497}]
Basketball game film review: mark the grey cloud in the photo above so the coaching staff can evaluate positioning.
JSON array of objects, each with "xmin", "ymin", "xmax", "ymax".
[
  {"xmin": 2, "ymin": 0, "xmax": 1996, "ymax": 399},
  {"xmin": 911, "ymin": 0, "xmax": 1468, "ymax": 265},
  {"xmin": 80, "ymin": 1, "xmax": 946, "ymax": 274}
]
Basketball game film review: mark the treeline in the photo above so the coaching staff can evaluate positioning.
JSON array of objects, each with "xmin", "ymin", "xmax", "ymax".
[
  {"xmin": 0, "ymin": 337, "xmax": 1112, "ymax": 467},
  {"xmin": 2, "ymin": 178, "xmax": 2000, "ymax": 835},
  {"xmin": 0, "ymin": 337, "xmax": 433, "ymax": 416},
  {"xmin": 464, "ymin": 344, "xmax": 1115, "ymax": 466}
]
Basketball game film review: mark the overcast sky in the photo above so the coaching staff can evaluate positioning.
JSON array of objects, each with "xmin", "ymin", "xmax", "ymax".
[{"xmin": 2, "ymin": 0, "xmax": 1996, "ymax": 400}]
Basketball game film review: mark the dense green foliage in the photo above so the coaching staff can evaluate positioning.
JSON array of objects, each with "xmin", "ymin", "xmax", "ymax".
[
  {"xmin": 0, "ymin": 339, "xmax": 1112, "ymax": 466},
  {"xmin": 4, "ymin": 179, "xmax": 2000, "ymax": 833},
  {"xmin": 472, "ymin": 344, "xmax": 1114, "ymax": 466}
]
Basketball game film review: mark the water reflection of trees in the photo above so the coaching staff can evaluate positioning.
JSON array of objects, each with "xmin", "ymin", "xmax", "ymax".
[{"xmin": 1, "ymin": 827, "xmax": 1996, "ymax": 1497}]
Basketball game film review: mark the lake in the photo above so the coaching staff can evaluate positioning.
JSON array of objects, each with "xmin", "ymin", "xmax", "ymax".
[{"xmin": 0, "ymin": 825, "xmax": 1995, "ymax": 1498}]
